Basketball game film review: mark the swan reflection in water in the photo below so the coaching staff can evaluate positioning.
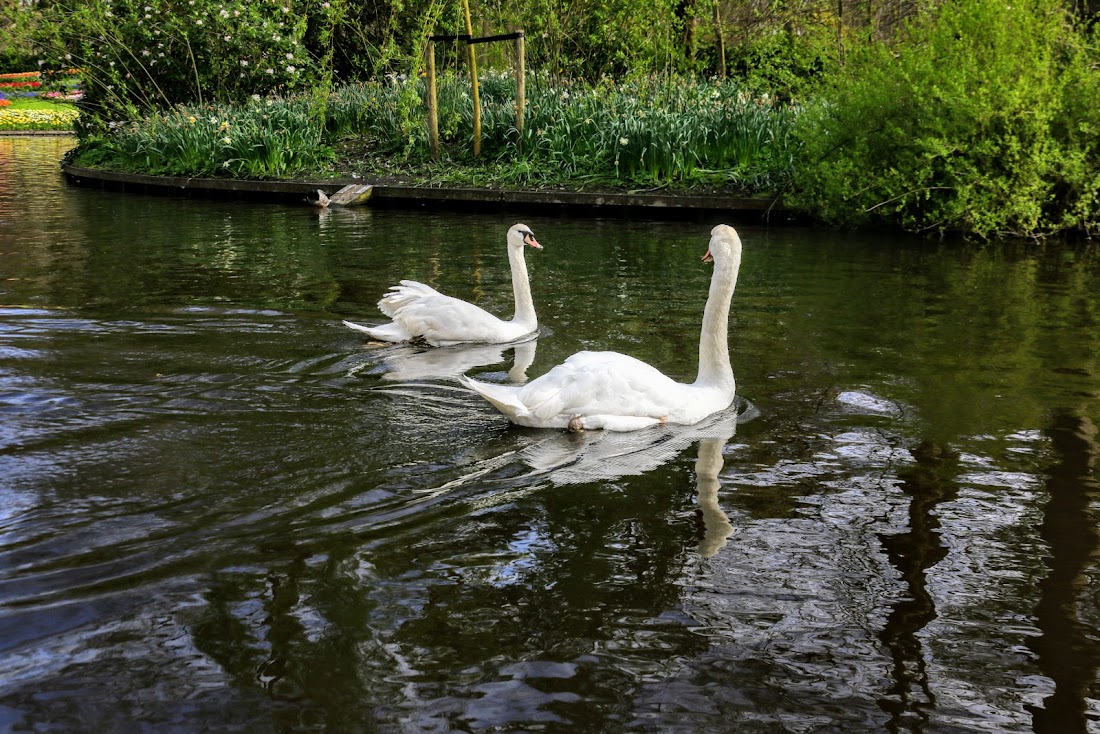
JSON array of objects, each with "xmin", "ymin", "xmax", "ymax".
[
  {"xmin": 413, "ymin": 398, "xmax": 755, "ymax": 557},
  {"xmin": 518, "ymin": 400, "xmax": 752, "ymax": 557},
  {"xmin": 349, "ymin": 337, "xmax": 538, "ymax": 383}
]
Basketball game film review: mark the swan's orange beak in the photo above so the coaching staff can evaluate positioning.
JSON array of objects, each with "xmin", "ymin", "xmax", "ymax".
[
  {"xmin": 524, "ymin": 233, "xmax": 543, "ymax": 250},
  {"xmin": 702, "ymin": 248, "xmax": 714, "ymax": 263}
]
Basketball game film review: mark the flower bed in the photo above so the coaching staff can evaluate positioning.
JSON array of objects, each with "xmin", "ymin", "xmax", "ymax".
[{"xmin": 0, "ymin": 106, "xmax": 79, "ymax": 131}]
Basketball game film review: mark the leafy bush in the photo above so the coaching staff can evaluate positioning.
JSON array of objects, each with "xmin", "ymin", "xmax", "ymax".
[
  {"xmin": 790, "ymin": 0, "xmax": 1100, "ymax": 238},
  {"xmin": 0, "ymin": 2, "xmax": 40, "ymax": 74},
  {"xmin": 723, "ymin": 25, "xmax": 837, "ymax": 100},
  {"xmin": 32, "ymin": 0, "xmax": 336, "ymax": 124}
]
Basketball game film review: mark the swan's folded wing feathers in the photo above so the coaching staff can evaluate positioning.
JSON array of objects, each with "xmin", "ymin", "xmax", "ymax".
[
  {"xmin": 521, "ymin": 352, "xmax": 677, "ymax": 422},
  {"xmin": 392, "ymin": 295, "xmax": 507, "ymax": 345},
  {"xmin": 377, "ymin": 281, "xmax": 444, "ymax": 317}
]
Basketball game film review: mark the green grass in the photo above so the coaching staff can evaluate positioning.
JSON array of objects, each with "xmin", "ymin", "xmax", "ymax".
[{"xmin": 6, "ymin": 98, "xmax": 66, "ymax": 111}]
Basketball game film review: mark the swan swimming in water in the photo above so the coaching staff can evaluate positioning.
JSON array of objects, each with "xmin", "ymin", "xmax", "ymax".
[
  {"xmin": 461, "ymin": 224, "xmax": 742, "ymax": 432},
  {"xmin": 343, "ymin": 223, "xmax": 542, "ymax": 346}
]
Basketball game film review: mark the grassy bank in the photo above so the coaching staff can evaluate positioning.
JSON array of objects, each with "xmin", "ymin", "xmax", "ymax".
[{"xmin": 66, "ymin": 72, "xmax": 798, "ymax": 196}]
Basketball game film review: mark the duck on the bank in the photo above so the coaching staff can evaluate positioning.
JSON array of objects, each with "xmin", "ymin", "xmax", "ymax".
[
  {"xmin": 461, "ymin": 224, "xmax": 742, "ymax": 431},
  {"xmin": 343, "ymin": 223, "xmax": 543, "ymax": 346}
]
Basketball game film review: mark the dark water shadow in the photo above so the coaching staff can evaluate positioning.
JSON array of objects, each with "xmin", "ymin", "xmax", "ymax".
[
  {"xmin": 1027, "ymin": 410, "xmax": 1100, "ymax": 733},
  {"xmin": 876, "ymin": 440, "xmax": 960, "ymax": 733}
]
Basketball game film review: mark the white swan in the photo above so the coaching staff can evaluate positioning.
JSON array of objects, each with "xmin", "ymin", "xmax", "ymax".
[
  {"xmin": 342, "ymin": 223, "xmax": 542, "ymax": 346},
  {"xmin": 461, "ymin": 224, "xmax": 742, "ymax": 432}
]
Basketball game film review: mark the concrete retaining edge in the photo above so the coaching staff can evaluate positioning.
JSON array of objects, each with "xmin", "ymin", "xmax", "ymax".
[{"xmin": 61, "ymin": 163, "xmax": 795, "ymax": 223}]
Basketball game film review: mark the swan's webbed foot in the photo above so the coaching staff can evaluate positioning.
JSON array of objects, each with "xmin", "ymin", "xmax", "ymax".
[{"xmin": 567, "ymin": 415, "xmax": 585, "ymax": 433}]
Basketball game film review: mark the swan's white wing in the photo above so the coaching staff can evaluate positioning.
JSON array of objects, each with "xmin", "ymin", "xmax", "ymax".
[
  {"xmin": 377, "ymin": 280, "xmax": 444, "ymax": 318},
  {"xmin": 517, "ymin": 351, "xmax": 682, "ymax": 422},
  {"xmin": 389, "ymin": 293, "xmax": 522, "ymax": 346}
]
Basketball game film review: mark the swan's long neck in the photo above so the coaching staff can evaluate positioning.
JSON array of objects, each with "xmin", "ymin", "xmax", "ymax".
[
  {"xmin": 508, "ymin": 245, "xmax": 537, "ymax": 328},
  {"xmin": 695, "ymin": 242, "xmax": 741, "ymax": 389}
]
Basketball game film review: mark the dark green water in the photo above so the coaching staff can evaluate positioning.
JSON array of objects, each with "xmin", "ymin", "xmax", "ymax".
[{"xmin": 2, "ymin": 136, "xmax": 1099, "ymax": 732}]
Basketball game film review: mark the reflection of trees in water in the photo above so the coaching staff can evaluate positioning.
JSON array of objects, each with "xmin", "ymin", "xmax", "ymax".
[
  {"xmin": 184, "ymin": 416, "xmax": 742, "ymax": 731},
  {"xmin": 190, "ymin": 549, "xmax": 386, "ymax": 730},
  {"xmin": 876, "ymin": 439, "xmax": 959, "ymax": 733},
  {"xmin": 1028, "ymin": 410, "xmax": 1100, "ymax": 734}
]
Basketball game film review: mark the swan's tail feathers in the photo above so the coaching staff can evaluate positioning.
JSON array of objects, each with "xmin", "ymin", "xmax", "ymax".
[
  {"xmin": 342, "ymin": 319, "xmax": 410, "ymax": 343},
  {"xmin": 377, "ymin": 280, "xmax": 440, "ymax": 318},
  {"xmin": 342, "ymin": 319, "xmax": 375, "ymax": 334},
  {"xmin": 460, "ymin": 376, "xmax": 528, "ymax": 421}
]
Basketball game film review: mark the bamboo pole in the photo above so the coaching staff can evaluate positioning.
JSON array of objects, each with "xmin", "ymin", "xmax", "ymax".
[
  {"xmin": 461, "ymin": 0, "xmax": 481, "ymax": 157},
  {"xmin": 514, "ymin": 32, "xmax": 525, "ymax": 146},
  {"xmin": 427, "ymin": 40, "xmax": 440, "ymax": 160},
  {"xmin": 713, "ymin": 1, "xmax": 726, "ymax": 79}
]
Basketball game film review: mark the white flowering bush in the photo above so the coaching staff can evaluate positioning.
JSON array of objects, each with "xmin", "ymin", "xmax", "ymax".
[{"xmin": 33, "ymin": 0, "xmax": 342, "ymax": 128}]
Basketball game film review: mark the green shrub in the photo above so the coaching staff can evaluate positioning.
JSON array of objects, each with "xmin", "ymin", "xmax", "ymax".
[
  {"xmin": 723, "ymin": 25, "xmax": 837, "ymax": 100},
  {"xmin": 32, "ymin": 0, "xmax": 332, "ymax": 123},
  {"xmin": 790, "ymin": 0, "xmax": 1100, "ymax": 238}
]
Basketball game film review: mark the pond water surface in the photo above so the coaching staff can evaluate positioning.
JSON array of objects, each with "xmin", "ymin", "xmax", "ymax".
[{"xmin": 2, "ymin": 136, "xmax": 1100, "ymax": 733}]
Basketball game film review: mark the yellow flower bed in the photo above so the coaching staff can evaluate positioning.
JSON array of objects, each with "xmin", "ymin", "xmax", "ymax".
[{"xmin": 0, "ymin": 107, "xmax": 80, "ymax": 131}]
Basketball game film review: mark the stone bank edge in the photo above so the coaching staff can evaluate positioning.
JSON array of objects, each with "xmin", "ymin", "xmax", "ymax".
[{"xmin": 61, "ymin": 163, "xmax": 794, "ymax": 223}]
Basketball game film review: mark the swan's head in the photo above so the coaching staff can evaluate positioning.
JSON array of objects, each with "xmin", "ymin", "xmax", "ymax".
[
  {"xmin": 702, "ymin": 224, "xmax": 741, "ymax": 264},
  {"xmin": 508, "ymin": 223, "xmax": 542, "ymax": 251}
]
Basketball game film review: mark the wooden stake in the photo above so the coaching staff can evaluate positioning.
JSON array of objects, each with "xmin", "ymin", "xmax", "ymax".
[
  {"xmin": 713, "ymin": 1, "xmax": 726, "ymax": 79},
  {"xmin": 461, "ymin": 0, "xmax": 481, "ymax": 157},
  {"xmin": 427, "ymin": 40, "xmax": 440, "ymax": 160},
  {"xmin": 515, "ymin": 33, "xmax": 525, "ymax": 146}
]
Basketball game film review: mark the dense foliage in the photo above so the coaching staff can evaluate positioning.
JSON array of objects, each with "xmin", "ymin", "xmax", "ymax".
[
  {"xmin": 791, "ymin": 0, "xmax": 1100, "ymax": 237},
  {"xmin": 0, "ymin": 1, "xmax": 40, "ymax": 73},
  {"xmin": 30, "ymin": 0, "xmax": 337, "ymax": 129}
]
